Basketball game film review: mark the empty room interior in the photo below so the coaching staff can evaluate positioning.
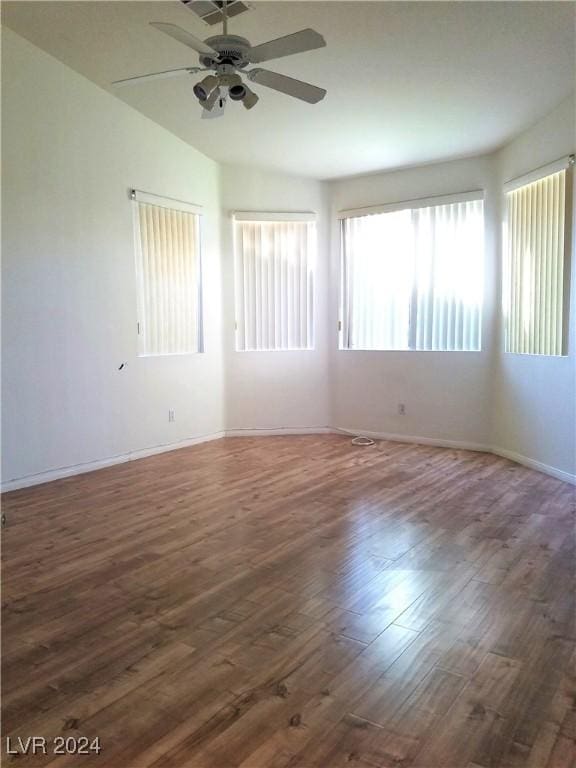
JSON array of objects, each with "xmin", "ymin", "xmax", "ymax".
[{"xmin": 2, "ymin": 1, "xmax": 576, "ymax": 766}]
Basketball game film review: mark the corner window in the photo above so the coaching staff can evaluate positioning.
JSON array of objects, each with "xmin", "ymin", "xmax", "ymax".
[{"xmin": 503, "ymin": 159, "xmax": 573, "ymax": 356}]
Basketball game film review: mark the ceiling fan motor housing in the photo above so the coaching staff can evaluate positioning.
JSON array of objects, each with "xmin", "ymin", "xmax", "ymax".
[{"xmin": 200, "ymin": 35, "xmax": 251, "ymax": 67}]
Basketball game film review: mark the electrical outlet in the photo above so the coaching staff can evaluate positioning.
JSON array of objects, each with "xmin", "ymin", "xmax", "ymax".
[
  {"xmin": 168, "ymin": 409, "xmax": 175, "ymax": 423},
  {"xmin": 398, "ymin": 403, "xmax": 406, "ymax": 416}
]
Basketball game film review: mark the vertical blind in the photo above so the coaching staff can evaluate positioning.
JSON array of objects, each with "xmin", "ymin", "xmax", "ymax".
[
  {"xmin": 341, "ymin": 211, "xmax": 413, "ymax": 350},
  {"xmin": 234, "ymin": 216, "xmax": 316, "ymax": 351},
  {"xmin": 503, "ymin": 168, "xmax": 569, "ymax": 356},
  {"xmin": 340, "ymin": 196, "xmax": 484, "ymax": 351},
  {"xmin": 135, "ymin": 198, "xmax": 202, "ymax": 356}
]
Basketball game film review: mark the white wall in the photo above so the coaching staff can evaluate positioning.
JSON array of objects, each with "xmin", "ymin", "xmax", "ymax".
[
  {"xmin": 492, "ymin": 96, "xmax": 576, "ymax": 476},
  {"xmin": 328, "ymin": 155, "xmax": 499, "ymax": 447},
  {"xmin": 1, "ymin": 29, "xmax": 225, "ymax": 484},
  {"xmin": 3, "ymin": 28, "xmax": 574, "ymax": 488},
  {"xmin": 220, "ymin": 165, "xmax": 331, "ymax": 431}
]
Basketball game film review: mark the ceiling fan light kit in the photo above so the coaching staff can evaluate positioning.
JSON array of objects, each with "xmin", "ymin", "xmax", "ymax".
[
  {"xmin": 112, "ymin": 0, "xmax": 327, "ymax": 118},
  {"xmin": 200, "ymin": 86, "xmax": 223, "ymax": 111},
  {"xmin": 241, "ymin": 87, "xmax": 259, "ymax": 110},
  {"xmin": 192, "ymin": 73, "xmax": 220, "ymax": 100},
  {"xmin": 228, "ymin": 83, "xmax": 246, "ymax": 100}
]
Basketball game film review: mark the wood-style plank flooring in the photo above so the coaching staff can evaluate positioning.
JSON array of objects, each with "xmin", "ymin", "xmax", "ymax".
[{"xmin": 2, "ymin": 435, "xmax": 575, "ymax": 767}]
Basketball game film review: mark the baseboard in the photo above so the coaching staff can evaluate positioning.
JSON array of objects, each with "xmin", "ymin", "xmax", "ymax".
[
  {"xmin": 1, "ymin": 431, "xmax": 226, "ymax": 493},
  {"xmin": 334, "ymin": 427, "xmax": 491, "ymax": 454},
  {"xmin": 490, "ymin": 446, "xmax": 576, "ymax": 485},
  {"xmin": 225, "ymin": 426, "xmax": 334, "ymax": 437},
  {"xmin": 3, "ymin": 426, "xmax": 573, "ymax": 492},
  {"xmin": 336, "ymin": 426, "xmax": 575, "ymax": 485}
]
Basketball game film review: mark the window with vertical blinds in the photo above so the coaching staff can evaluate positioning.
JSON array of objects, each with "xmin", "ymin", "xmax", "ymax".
[
  {"xmin": 234, "ymin": 213, "xmax": 316, "ymax": 351},
  {"xmin": 339, "ymin": 194, "xmax": 484, "ymax": 351},
  {"xmin": 133, "ymin": 191, "xmax": 203, "ymax": 356},
  {"xmin": 503, "ymin": 161, "xmax": 572, "ymax": 356}
]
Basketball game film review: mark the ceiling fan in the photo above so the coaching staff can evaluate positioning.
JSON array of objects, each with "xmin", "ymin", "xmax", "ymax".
[{"xmin": 112, "ymin": 0, "xmax": 327, "ymax": 118}]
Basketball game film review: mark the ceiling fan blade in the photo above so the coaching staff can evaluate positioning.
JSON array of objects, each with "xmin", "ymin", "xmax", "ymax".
[
  {"xmin": 112, "ymin": 67, "xmax": 202, "ymax": 87},
  {"xmin": 201, "ymin": 91, "xmax": 227, "ymax": 119},
  {"xmin": 248, "ymin": 28, "xmax": 326, "ymax": 64},
  {"xmin": 247, "ymin": 68, "xmax": 326, "ymax": 104},
  {"xmin": 150, "ymin": 22, "xmax": 218, "ymax": 56}
]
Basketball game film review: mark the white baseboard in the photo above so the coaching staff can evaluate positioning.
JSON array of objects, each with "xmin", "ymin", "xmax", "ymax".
[
  {"xmin": 334, "ymin": 427, "xmax": 491, "ymax": 454},
  {"xmin": 1, "ymin": 428, "xmax": 331, "ymax": 493},
  {"xmin": 1, "ymin": 431, "xmax": 226, "ymax": 492},
  {"xmin": 3, "ymin": 426, "xmax": 573, "ymax": 492},
  {"xmin": 490, "ymin": 446, "xmax": 576, "ymax": 485},
  {"xmin": 225, "ymin": 426, "xmax": 334, "ymax": 437},
  {"xmin": 335, "ymin": 426, "xmax": 575, "ymax": 485}
]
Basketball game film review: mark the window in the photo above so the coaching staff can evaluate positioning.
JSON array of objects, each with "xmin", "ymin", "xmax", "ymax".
[
  {"xmin": 133, "ymin": 190, "xmax": 203, "ymax": 356},
  {"xmin": 339, "ymin": 193, "xmax": 484, "ymax": 351},
  {"xmin": 503, "ymin": 158, "xmax": 573, "ymax": 356},
  {"xmin": 233, "ymin": 212, "xmax": 316, "ymax": 351}
]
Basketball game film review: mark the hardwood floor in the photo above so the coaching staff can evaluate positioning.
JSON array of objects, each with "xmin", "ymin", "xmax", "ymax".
[{"xmin": 2, "ymin": 435, "xmax": 575, "ymax": 767}]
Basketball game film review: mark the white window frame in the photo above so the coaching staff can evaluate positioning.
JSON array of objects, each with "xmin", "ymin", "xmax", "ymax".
[
  {"xmin": 338, "ymin": 190, "xmax": 485, "ymax": 353},
  {"xmin": 132, "ymin": 189, "xmax": 204, "ymax": 357},
  {"xmin": 233, "ymin": 211, "xmax": 317, "ymax": 352},
  {"xmin": 502, "ymin": 155, "xmax": 573, "ymax": 356}
]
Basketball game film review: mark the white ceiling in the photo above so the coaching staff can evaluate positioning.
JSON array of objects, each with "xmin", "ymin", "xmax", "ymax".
[{"xmin": 3, "ymin": 1, "xmax": 575, "ymax": 180}]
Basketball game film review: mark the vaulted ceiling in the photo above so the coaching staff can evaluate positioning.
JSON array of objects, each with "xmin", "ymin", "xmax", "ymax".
[{"xmin": 3, "ymin": 1, "xmax": 575, "ymax": 179}]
